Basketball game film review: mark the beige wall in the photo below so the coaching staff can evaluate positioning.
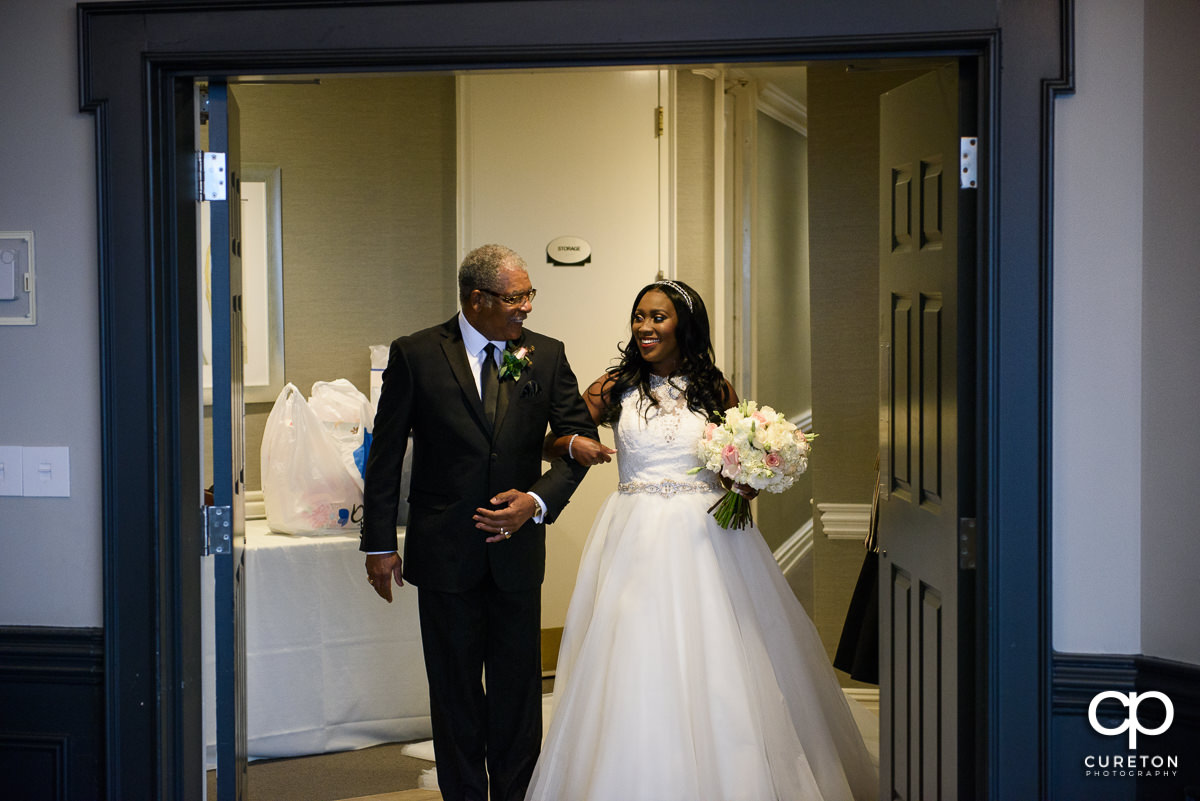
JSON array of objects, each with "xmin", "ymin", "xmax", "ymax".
[
  {"xmin": 203, "ymin": 76, "xmax": 458, "ymax": 490},
  {"xmin": 753, "ymin": 112, "xmax": 814, "ymax": 559},
  {"xmin": 675, "ymin": 71, "xmax": 716, "ymax": 299},
  {"xmin": 806, "ymin": 63, "xmax": 928, "ymax": 674}
]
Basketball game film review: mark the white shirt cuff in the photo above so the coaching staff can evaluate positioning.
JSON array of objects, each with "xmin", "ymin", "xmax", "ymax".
[{"xmin": 527, "ymin": 492, "xmax": 547, "ymax": 524}]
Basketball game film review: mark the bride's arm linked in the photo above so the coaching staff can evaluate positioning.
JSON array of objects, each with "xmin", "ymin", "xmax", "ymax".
[{"xmin": 543, "ymin": 375, "xmax": 616, "ymax": 466}]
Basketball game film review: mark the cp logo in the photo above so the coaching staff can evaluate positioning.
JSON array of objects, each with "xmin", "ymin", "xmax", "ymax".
[{"xmin": 1088, "ymin": 691, "xmax": 1174, "ymax": 749}]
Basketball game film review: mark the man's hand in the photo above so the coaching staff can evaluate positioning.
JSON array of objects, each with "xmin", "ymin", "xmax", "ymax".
[
  {"xmin": 365, "ymin": 552, "xmax": 403, "ymax": 602},
  {"xmin": 474, "ymin": 489, "xmax": 538, "ymax": 543}
]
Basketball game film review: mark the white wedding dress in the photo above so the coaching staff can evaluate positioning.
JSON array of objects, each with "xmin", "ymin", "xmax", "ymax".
[{"xmin": 525, "ymin": 376, "xmax": 878, "ymax": 801}]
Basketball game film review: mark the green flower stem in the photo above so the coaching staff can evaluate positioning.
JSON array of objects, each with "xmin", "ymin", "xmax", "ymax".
[{"xmin": 707, "ymin": 489, "xmax": 753, "ymax": 530}]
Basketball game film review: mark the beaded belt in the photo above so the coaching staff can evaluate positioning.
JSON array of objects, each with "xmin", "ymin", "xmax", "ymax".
[{"xmin": 617, "ymin": 478, "xmax": 720, "ymax": 497}]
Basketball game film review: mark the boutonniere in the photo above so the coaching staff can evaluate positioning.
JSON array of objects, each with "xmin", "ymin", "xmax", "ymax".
[{"xmin": 499, "ymin": 344, "xmax": 534, "ymax": 381}]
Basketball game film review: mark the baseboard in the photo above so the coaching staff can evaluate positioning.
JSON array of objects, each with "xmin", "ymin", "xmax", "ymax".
[
  {"xmin": 1051, "ymin": 651, "xmax": 1200, "ymax": 801},
  {"xmin": 774, "ymin": 518, "xmax": 814, "ymax": 578},
  {"xmin": 843, "ymin": 687, "xmax": 880, "ymax": 715},
  {"xmin": 0, "ymin": 626, "xmax": 104, "ymax": 801}
]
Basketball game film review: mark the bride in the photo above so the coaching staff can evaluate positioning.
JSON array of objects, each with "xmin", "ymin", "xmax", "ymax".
[{"xmin": 525, "ymin": 279, "xmax": 878, "ymax": 801}]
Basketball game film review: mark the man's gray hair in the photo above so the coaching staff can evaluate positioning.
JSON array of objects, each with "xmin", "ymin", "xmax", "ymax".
[{"xmin": 458, "ymin": 244, "xmax": 527, "ymax": 304}]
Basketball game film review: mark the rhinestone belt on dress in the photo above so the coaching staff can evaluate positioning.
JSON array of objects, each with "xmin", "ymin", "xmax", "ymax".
[{"xmin": 617, "ymin": 478, "xmax": 720, "ymax": 497}]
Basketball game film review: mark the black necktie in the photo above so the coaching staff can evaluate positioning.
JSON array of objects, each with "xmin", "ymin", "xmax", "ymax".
[{"xmin": 481, "ymin": 343, "xmax": 499, "ymax": 426}]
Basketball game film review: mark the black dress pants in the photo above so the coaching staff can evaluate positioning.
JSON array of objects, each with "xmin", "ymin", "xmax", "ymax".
[{"xmin": 417, "ymin": 573, "xmax": 542, "ymax": 801}]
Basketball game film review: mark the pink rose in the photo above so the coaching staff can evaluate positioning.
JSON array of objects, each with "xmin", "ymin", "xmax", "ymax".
[
  {"xmin": 764, "ymin": 452, "xmax": 782, "ymax": 469},
  {"xmin": 752, "ymin": 411, "xmax": 768, "ymax": 425},
  {"xmin": 721, "ymin": 443, "xmax": 740, "ymax": 472},
  {"xmin": 705, "ymin": 422, "xmax": 718, "ymax": 440}
]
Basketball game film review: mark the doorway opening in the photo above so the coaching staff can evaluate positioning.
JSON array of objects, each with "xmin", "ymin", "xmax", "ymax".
[{"xmin": 197, "ymin": 55, "xmax": 981, "ymax": 800}]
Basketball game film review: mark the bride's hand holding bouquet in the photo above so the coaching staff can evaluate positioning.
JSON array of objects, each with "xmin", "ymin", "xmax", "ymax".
[{"xmin": 689, "ymin": 400, "xmax": 815, "ymax": 530}]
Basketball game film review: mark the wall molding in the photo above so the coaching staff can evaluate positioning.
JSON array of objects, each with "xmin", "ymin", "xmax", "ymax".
[
  {"xmin": 0, "ymin": 625, "xmax": 103, "ymax": 683},
  {"xmin": 843, "ymin": 686, "xmax": 880, "ymax": 715},
  {"xmin": 817, "ymin": 502, "xmax": 871, "ymax": 542},
  {"xmin": 788, "ymin": 408, "xmax": 814, "ymax": 434},
  {"xmin": 774, "ymin": 517, "xmax": 814, "ymax": 578},
  {"xmin": 0, "ymin": 626, "xmax": 104, "ymax": 800},
  {"xmin": 757, "ymin": 81, "xmax": 808, "ymax": 136}
]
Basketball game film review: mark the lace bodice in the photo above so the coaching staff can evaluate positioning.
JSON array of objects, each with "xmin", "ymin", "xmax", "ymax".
[{"xmin": 614, "ymin": 375, "xmax": 719, "ymax": 493}]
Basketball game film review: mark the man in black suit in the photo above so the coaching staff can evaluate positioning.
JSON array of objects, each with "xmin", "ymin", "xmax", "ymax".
[{"xmin": 361, "ymin": 244, "xmax": 598, "ymax": 801}]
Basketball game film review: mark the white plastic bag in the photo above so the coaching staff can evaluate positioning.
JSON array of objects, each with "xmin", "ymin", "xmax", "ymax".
[
  {"xmin": 308, "ymin": 379, "xmax": 375, "ymax": 489},
  {"xmin": 260, "ymin": 383, "xmax": 363, "ymax": 535}
]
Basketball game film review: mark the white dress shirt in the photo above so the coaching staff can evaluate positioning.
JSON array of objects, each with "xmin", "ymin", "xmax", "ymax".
[
  {"xmin": 366, "ymin": 315, "xmax": 546, "ymax": 555},
  {"xmin": 458, "ymin": 313, "xmax": 547, "ymax": 523}
]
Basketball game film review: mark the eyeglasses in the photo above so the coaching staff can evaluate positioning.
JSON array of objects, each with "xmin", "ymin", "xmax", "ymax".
[{"xmin": 478, "ymin": 288, "xmax": 537, "ymax": 306}]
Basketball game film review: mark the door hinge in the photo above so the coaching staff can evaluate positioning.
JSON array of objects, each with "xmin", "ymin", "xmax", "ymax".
[
  {"xmin": 958, "ymin": 517, "xmax": 977, "ymax": 570},
  {"xmin": 959, "ymin": 137, "xmax": 978, "ymax": 189},
  {"xmin": 655, "ymin": 106, "xmax": 664, "ymax": 138},
  {"xmin": 197, "ymin": 151, "xmax": 228, "ymax": 201},
  {"xmin": 203, "ymin": 504, "xmax": 233, "ymax": 556}
]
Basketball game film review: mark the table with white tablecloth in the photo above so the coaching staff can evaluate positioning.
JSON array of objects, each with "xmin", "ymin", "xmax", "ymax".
[{"xmin": 202, "ymin": 519, "xmax": 430, "ymax": 767}]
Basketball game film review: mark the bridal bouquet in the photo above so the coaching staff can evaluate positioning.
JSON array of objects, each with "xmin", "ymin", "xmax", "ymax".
[{"xmin": 689, "ymin": 400, "xmax": 815, "ymax": 529}]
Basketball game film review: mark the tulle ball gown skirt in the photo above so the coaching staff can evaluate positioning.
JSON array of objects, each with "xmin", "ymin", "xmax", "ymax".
[{"xmin": 524, "ymin": 488, "xmax": 878, "ymax": 801}]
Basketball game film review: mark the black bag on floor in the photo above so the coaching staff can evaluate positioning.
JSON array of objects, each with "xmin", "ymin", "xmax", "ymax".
[{"xmin": 833, "ymin": 456, "xmax": 880, "ymax": 685}]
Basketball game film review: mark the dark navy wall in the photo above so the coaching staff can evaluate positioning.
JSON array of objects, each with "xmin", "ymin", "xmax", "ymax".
[{"xmin": 0, "ymin": 627, "xmax": 104, "ymax": 800}]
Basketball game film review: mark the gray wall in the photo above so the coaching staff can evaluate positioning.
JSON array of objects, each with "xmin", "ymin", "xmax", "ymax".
[
  {"xmin": 1050, "ymin": 0, "xmax": 1200, "ymax": 665},
  {"xmin": 203, "ymin": 76, "xmax": 457, "ymax": 491},
  {"xmin": 1139, "ymin": 0, "xmax": 1200, "ymax": 663},
  {"xmin": 0, "ymin": 2, "xmax": 103, "ymax": 626}
]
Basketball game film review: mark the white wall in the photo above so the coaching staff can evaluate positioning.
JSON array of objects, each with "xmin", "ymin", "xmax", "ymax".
[
  {"xmin": 0, "ymin": 1, "xmax": 104, "ymax": 627},
  {"xmin": 458, "ymin": 70, "xmax": 666, "ymax": 627}
]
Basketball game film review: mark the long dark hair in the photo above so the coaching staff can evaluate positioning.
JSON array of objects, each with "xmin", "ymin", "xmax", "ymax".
[{"xmin": 594, "ymin": 279, "xmax": 728, "ymax": 426}]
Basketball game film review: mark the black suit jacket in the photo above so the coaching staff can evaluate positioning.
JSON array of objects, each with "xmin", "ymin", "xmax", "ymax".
[{"xmin": 360, "ymin": 316, "xmax": 597, "ymax": 592}]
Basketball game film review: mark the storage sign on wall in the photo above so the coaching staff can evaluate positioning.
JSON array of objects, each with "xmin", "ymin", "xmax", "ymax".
[{"xmin": 546, "ymin": 236, "xmax": 591, "ymax": 266}]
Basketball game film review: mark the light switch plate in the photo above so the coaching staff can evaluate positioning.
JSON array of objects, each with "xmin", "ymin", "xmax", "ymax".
[
  {"xmin": 0, "ymin": 231, "xmax": 35, "ymax": 325},
  {"xmin": 0, "ymin": 446, "xmax": 23, "ymax": 496},
  {"xmin": 23, "ymin": 446, "xmax": 70, "ymax": 497}
]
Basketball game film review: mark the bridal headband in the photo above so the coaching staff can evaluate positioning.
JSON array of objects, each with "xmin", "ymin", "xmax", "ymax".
[{"xmin": 655, "ymin": 280, "xmax": 694, "ymax": 312}]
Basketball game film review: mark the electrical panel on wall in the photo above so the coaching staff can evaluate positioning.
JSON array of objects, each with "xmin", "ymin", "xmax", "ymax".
[{"xmin": 0, "ymin": 231, "xmax": 36, "ymax": 325}]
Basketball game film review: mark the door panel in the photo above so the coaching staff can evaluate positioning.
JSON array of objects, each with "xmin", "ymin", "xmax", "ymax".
[
  {"xmin": 457, "ymin": 70, "xmax": 664, "ymax": 629},
  {"xmin": 207, "ymin": 80, "xmax": 248, "ymax": 801},
  {"xmin": 878, "ymin": 63, "xmax": 961, "ymax": 801}
]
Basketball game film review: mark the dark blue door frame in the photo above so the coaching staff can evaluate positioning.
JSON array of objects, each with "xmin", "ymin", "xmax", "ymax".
[{"xmin": 78, "ymin": 2, "xmax": 1072, "ymax": 799}]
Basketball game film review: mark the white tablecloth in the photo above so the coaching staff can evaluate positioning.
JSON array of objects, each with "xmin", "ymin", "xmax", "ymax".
[{"xmin": 202, "ymin": 519, "xmax": 430, "ymax": 767}]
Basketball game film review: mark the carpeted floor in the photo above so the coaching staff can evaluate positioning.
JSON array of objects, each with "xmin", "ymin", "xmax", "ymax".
[
  {"xmin": 205, "ymin": 740, "xmax": 433, "ymax": 801},
  {"xmin": 209, "ymin": 688, "xmax": 878, "ymax": 801},
  {"xmin": 339, "ymin": 792, "xmax": 441, "ymax": 801}
]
